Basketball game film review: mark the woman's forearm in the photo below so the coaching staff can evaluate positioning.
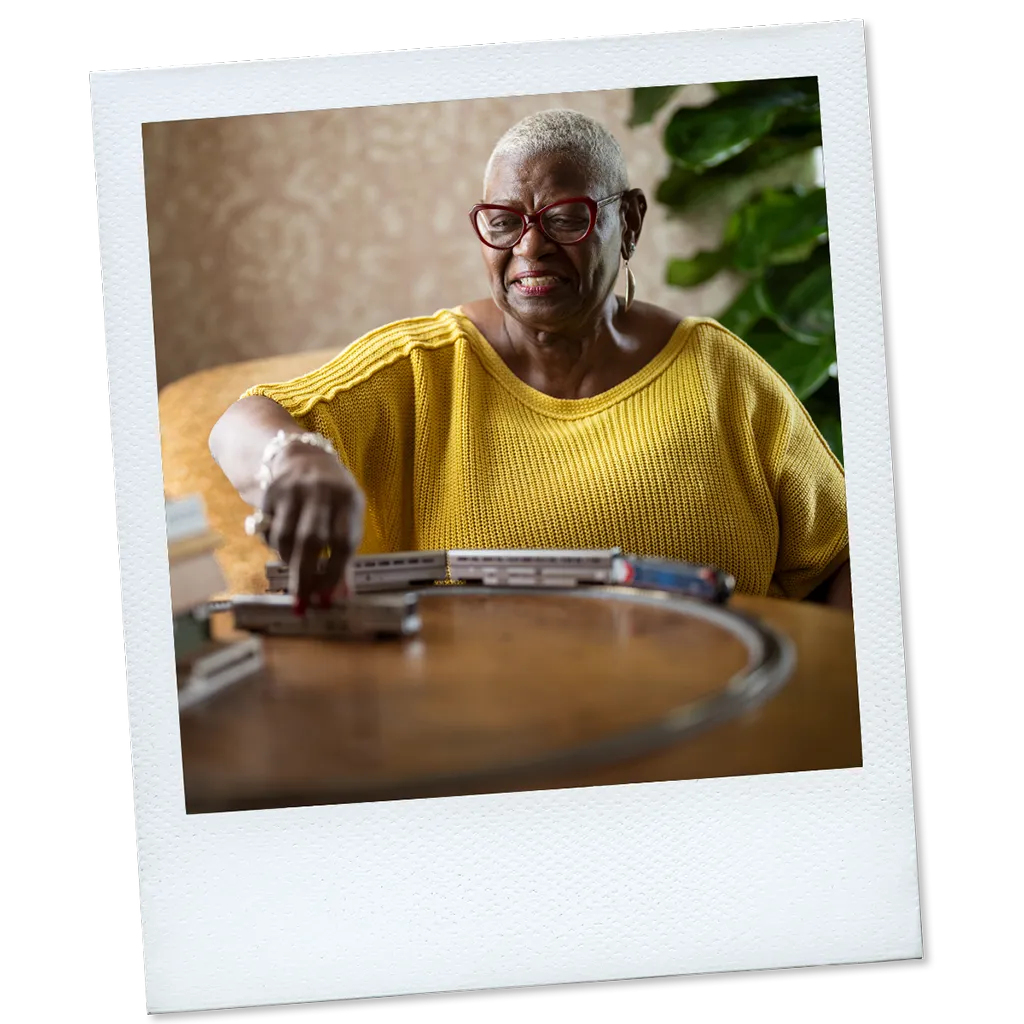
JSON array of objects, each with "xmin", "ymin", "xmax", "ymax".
[{"xmin": 208, "ymin": 395, "xmax": 305, "ymax": 506}]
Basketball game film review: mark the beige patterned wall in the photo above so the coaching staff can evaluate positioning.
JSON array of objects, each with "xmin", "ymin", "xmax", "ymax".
[{"xmin": 143, "ymin": 86, "xmax": 743, "ymax": 390}]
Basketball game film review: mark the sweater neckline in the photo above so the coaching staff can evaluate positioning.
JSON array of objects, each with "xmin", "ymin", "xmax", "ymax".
[{"xmin": 447, "ymin": 307, "xmax": 698, "ymax": 418}]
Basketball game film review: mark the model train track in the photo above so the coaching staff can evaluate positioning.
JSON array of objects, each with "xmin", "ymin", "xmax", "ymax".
[
  {"xmin": 366, "ymin": 584, "xmax": 796, "ymax": 801},
  {"xmin": 185, "ymin": 549, "xmax": 777, "ymax": 725},
  {"xmin": 186, "ymin": 583, "xmax": 797, "ymax": 805}
]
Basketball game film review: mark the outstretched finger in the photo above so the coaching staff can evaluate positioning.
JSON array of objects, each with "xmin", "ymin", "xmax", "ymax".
[
  {"xmin": 311, "ymin": 503, "xmax": 347, "ymax": 604},
  {"xmin": 266, "ymin": 491, "xmax": 300, "ymax": 563},
  {"xmin": 328, "ymin": 496, "xmax": 366, "ymax": 600},
  {"xmin": 289, "ymin": 501, "xmax": 330, "ymax": 607},
  {"xmin": 322, "ymin": 501, "xmax": 362, "ymax": 600}
]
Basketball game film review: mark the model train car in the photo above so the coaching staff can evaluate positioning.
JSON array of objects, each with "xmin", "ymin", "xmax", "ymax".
[
  {"xmin": 231, "ymin": 592, "xmax": 421, "ymax": 639},
  {"xmin": 625, "ymin": 556, "xmax": 736, "ymax": 604},
  {"xmin": 265, "ymin": 550, "xmax": 448, "ymax": 594},
  {"xmin": 260, "ymin": 547, "xmax": 734, "ymax": 603},
  {"xmin": 447, "ymin": 547, "xmax": 633, "ymax": 587},
  {"xmin": 177, "ymin": 635, "xmax": 265, "ymax": 711}
]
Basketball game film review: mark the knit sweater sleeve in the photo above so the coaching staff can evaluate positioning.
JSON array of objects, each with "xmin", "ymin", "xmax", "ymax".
[
  {"xmin": 239, "ymin": 327, "xmax": 424, "ymax": 554},
  {"xmin": 772, "ymin": 394, "xmax": 850, "ymax": 599}
]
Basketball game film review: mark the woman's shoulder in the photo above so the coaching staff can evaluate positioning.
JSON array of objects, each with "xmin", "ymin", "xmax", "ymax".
[
  {"xmin": 309, "ymin": 308, "xmax": 467, "ymax": 383},
  {"xmin": 662, "ymin": 314, "xmax": 814, "ymax": 443},
  {"xmin": 677, "ymin": 315, "xmax": 799, "ymax": 394},
  {"xmin": 675, "ymin": 314, "xmax": 761, "ymax": 361},
  {"xmin": 633, "ymin": 304, "xmax": 765, "ymax": 369},
  {"xmin": 345, "ymin": 308, "xmax": 466, "ymax": 362},
  {"xmin": 242, "ymin": 309, "xmax": 466, "ymax": 412}
]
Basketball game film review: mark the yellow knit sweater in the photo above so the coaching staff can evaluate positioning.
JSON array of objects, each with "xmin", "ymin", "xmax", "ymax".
[{"xmin": 243, "ymin": 308, "xmax": 848, "ymax": 599}]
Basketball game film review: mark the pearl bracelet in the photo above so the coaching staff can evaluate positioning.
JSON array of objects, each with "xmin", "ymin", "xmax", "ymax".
[
  {"xmin": 255, "ymin": 429, "xmax": 338, "ymax": 491},
  {"xmin": 244, "ymin": 430, "xmax": 339, "ymax": 539}
]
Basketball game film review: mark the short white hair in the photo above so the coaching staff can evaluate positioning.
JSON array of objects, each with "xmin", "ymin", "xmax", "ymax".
[{"xmin": 483, "ymin": 109, "xmax": 630, "ymax": 195}]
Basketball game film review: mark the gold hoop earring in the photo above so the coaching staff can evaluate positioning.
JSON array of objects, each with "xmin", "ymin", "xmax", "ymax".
[
  {"xmin": 623, "ymin": 255, "xmax": 636, "ymax": 312},
  {"xmin": 618, "ymin": 241, "xmax": 634, "ymax": 309}
]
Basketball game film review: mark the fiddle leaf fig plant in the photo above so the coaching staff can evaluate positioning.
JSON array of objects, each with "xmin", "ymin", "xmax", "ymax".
[{"xmin": 631, "ymin": 77, "xmax": 843, "ymax": 462}]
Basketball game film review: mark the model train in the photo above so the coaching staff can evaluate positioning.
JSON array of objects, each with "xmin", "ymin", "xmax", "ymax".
[
  {"xmin": 263, "ymin": 547, "xmax": 734, "ymax": 603},
  {"xmin": 447, "ymin": 548, "xmax": 734, "ymax": 601},
  {"xmin": 627, "ymin": 556, "xmax": 735, "ymax": 603},
  {"xmin": 177, "ymin": 635, "xmax": 265, "ymax": 711},
  {"xmin": 446, "ymin": 547, "xmax": 632, "ymax": 587},
  {"xmin": 230, "ymin": 592, "xmax": 422, "ymax": 639},
  {"xmin": 265, "ymin": 550, "xmax": 447, "ymax": 594}
]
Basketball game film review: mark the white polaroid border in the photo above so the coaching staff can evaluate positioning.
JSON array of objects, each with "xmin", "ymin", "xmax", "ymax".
[{"xmin": 91, "ymin": 20, "xmax": 920, "ymax": 1014}]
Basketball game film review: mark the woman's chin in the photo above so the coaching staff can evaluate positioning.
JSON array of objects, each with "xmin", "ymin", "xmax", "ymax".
[
  {"xmin": 504, "ymin": 288, "xmax": 581, "ymax": 328},
  {"xmin": 512, "ymin": 311, "xmax": 575, "ymax": 335}
]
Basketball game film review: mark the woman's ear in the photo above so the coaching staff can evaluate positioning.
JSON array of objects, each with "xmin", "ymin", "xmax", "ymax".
[{"xmin": 621, "ymin": 188, "xmax": 648, "ymax": 258}]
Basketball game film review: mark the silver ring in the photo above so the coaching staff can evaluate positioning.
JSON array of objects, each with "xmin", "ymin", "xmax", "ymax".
[{"xmin": 244, "ymin": 510, "xmax": 270, "ymax": 537}]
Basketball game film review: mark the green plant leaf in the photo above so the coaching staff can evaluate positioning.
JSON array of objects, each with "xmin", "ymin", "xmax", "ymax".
[
  {"xmin": 803, "ymin": 379, "xmax": 844, "ymax": 463},
  {"xmin": 655, "ymin": 163, "xmax": 720, "ymax": 208},
  {"xmin": 808, "ymin": 407, "xmax": 844, "ymax": 463},
  {"xmin": 711, "ymin": 81, "xmax": 757, "ymax": 97},
  {"xmin": 807, "ymin": 374, "xmax": 841, "ymax": 407},
  {"xmin": 743, "ymin": 320, "xmax": 837, "ymax": 401},
  {"xmin": 666, "ymin": 246, "xmax": 735, "ymax": 287},
  {"xmin": 753, "ymin": 244, "xmax": 835, "ymax": 344},
  {"xmin": 731, "ymin": 128, "xmax": 822, "ymax": 173},
  {"xmin": 663, "ymin": 89, "xmax": 817, "ymax": 170},
  {"xmin": 629, "ymin": 86, "xmax": 682, "ymax": 126},
  {"xmin": 717, "ymin": 281, "xmax": 763, "ymax": 337},
  {"xmin": 713, "ymin": 77, "xmax": 820, "ymax": 101},
  {"xmin": 727, "ymin": 188, "xmax": 828, "ymax": 272},
  {"xmin": 636, "ymin": 74, "xmax": 837, "ymax": 434},
  {"xmin": 654, "ymin": 132, "xmax": 822, "ymax": 213},
  {"xmin": 822, "ymin": 418, "xmax": 844, "ymax": 462},
  {"xmin": 664, "ymin": 99, "xmax": 776, "ymax": 171}
]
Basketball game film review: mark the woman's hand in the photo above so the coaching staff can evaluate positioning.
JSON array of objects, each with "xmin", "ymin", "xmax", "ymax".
[{"xmin": 260, "ymin": 444, "xmax": 366, "ymax": 609}]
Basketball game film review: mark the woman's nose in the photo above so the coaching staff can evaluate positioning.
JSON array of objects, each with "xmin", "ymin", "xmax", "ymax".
[{"xmin": 513, "ymin": 220, "xmax": 557, "ymax": 259}]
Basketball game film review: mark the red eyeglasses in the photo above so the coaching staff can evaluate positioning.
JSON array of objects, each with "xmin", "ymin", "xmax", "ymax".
[{"xmin": 469, "ymin": 192, "xmax": 626, "ymax": 250}]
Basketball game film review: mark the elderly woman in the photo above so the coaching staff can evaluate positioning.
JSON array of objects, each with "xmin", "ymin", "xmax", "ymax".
[{"xmin": 209, "ymin": 109, "xmax": 851, "ymax": 612}]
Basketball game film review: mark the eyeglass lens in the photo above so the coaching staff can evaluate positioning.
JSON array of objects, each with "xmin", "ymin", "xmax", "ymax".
[{"xmin": 474, "ymin": 201, "xmax": 593, "ymax": 248}]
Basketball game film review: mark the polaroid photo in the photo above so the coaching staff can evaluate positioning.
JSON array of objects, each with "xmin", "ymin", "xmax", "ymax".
[{"xmin": 91, "ymin": 19, "xmax": 921, "ymax": 1014}]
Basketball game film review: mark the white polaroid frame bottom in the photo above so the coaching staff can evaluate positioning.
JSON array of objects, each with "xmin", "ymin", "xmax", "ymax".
[{"xmin": 91, "ymin": 20, "xmax": 920, "ymax": 1013}]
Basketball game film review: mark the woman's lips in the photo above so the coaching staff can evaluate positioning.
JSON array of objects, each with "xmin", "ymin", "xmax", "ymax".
[{"xmin": 510, "ymin": 274, "xmax": 566, "ymax": 296}]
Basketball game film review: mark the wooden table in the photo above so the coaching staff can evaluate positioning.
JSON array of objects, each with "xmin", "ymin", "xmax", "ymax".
[{"xmin": 179, "ymin": 591, "xmax": 861, "ymax": 813}]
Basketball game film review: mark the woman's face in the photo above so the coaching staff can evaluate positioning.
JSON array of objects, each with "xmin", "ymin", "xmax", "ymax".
[{"xmin": 479, "ymin": 151, "xmax": 644, "ymax": 335}]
